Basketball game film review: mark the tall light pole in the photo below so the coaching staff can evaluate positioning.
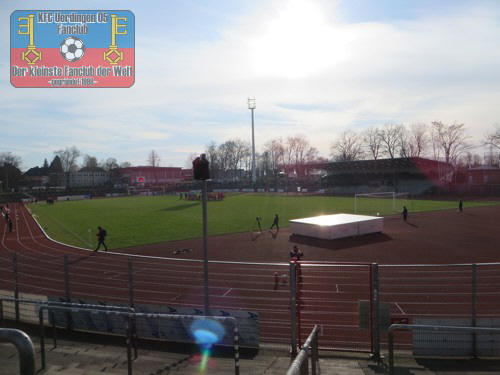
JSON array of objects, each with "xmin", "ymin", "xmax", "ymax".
[{"xmin": 248, "ymin": 97, "xmax": 257, "ymax": 185}]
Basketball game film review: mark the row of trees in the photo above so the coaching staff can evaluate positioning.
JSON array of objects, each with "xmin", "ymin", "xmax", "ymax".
[
  {"xmin": 52, "ymin": 146, "xmax": 133, "ymax": 175},
  {"xmin": 199, "ymin": 136, "xmax": 324, "ymax": 181},
  {"xmin": 330, "ymin": 121, "xmax": 473, "ymax": 164},
  {"xmin": 330, "ymin": 121, "xmax": 500, "ymax": 168},
  {"xmin": 3, "ymin": 122, "xmax": 500, "ymax": 189},
  {"xmin": 200, "ymin": 122, "xmax": 500, "ymax": 181}
]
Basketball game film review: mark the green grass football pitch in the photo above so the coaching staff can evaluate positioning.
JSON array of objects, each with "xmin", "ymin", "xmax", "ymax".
[{"xmin": 29, "ymin": 194, "xmax": 499, "ymax": 249}]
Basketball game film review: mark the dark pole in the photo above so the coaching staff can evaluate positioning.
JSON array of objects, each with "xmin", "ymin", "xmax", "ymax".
[
  {"xmin": 193, "ymin": 154, "xmax": 211, "ymax": 315},
  {"xmin": 202, "ymin": 179, "xmax": 210, "ymax": 315},
  {"xmin": 248, "ymin": 98, "xmax": 256, "ymax": 185}
]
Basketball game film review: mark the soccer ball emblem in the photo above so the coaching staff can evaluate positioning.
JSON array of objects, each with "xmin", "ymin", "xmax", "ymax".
[{"xmin": 60, "ymin": 36, "xmax": 86, "ymax": 62}]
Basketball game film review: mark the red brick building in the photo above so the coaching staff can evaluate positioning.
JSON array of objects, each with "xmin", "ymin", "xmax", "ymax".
[{"xmin": 118, "ymin": 166, "xmax": 184, "ymax": 186}]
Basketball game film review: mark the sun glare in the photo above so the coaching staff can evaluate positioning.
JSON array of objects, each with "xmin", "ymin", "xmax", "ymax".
[{"xmin": 252, "ymin": 0, "xmax": 338, "ymax": 79}]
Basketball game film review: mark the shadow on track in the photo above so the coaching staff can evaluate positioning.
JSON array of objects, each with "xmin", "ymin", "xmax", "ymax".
[{"xmin": 289, "ymin": 232, "xmax": 393, "ymax": 251}]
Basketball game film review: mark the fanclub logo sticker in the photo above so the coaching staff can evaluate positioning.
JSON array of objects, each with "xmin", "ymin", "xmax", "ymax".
[{"xmin": 10, "ymin": 10, "xmax": 135, "ymax": 88}]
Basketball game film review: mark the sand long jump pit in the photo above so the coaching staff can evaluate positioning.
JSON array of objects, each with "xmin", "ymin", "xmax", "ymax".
[{"xmin": 290, "ymin": 213, "xmax": 384, "ymax": 240}]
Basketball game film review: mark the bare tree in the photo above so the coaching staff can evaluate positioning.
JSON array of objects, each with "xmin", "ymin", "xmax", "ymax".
[
  {"xmin": 405, "ymin": 122, "xmax": 429, "ymax": 157},
  {"xmin": 281, "ymin": 135, "xmax": 319, "ymax": 177},
  {"xmin": 215, "ymin": 142, "xmax": 233, "ymax": 180},
  {"xmin": 263, "ymin": 138, "xmax": 285, "ymax": 175},
  {"xmin": 215, "ymin": 139, "xmax": 250, "ymax": 180},
  {"xmin": 204, "ymin": 141, "xmax": 220, "ymax": 179},
  {"xmin": 54, "ymin": 146, "xmax": 81, "ymax": 189},
  {"xmin": 362, "ymin": 127, "xmax": 382, "ymax": 160},
  {"xmin": 397, "ymin": 126, "xmax": 411, "ymax": 158},
  {"xmin": 330, "ymin": 130, "xmax": 364, "ymax": 162},
  {"xmin": 259, "ymin": 150, "xmax": 272, "ymax": 178},
  {"xmin": 100, "ymin": 157, "xmax": 120, "ymax": 185},
  {"xmin": 230, "ymin": 139, "xmax": 251, "ymax": 179},
  {"xmin": 83, "ymin": 155, "xmax": 99, "ymax": 168},
  {"xmin": 483, "ymin": 124, "xmax": 500, "ymax": 150},
  {"xmin": 287, "ymin": 135, "xmax": 310, "ymax": 165},
  {"xmin": 0, "ymin": 152, "xmax": 22, "ymax": 190},
  {"xmin": 120, "ymin": 161, "xmax": 132, "ymax": 168},
  {"xmin": 459, "ymin": 152, "xmax": 482, "ymax": 167},
  {"xmin": 101, "ymin": 157, "xmax": 119, "ymax": 171},
  {"xmin": 186, "ymin": 153, "xmax": 199, "ymax": 169},
  {"xmin": 379, "ymin": 123, "xmax": 404, "ymax": 158},
  {"xmin": 304, "ymin": 146, "xmax": 320, "ymax": 163},
  {"xmin": 147, "ymin": 150, "xmax": 161, "ymax": 167},
  {"xmin": 0, "ymin": 152, "xmax": 22, "ymax": 169},
  {"xmin": 431, "ymin": 121, "xmax": 472, "ymax": 164},
  {"xmin": 147, "ymin": 150, "xmax": 161, "ymax": 183}
]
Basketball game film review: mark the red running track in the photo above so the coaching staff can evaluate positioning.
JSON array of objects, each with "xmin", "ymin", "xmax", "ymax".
[{"xmin": 2, "ymin": 203, "xmax": 500, "ymax": 351}]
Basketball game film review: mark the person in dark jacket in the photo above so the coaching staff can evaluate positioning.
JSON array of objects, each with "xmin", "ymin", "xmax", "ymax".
[
  {"xmin": 94, "ymin": 226, "xmax": 108, "ymax": 252},
  {"xmin": 290, "ymin": 245, "xmax": 303, "ymax": 260},
  {"xmin": 402, "ymin": 206, "xmax": 408, "ymax": 222},
  {"xmin": 269, "ymin": 214, "xmax": 279, "ymax": 231}
]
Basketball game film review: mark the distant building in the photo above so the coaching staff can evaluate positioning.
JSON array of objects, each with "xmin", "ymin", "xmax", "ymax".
[
  {"xmin": 454, "ymin": 164, "xmax": 500, "ymax": 195},
  {"xmin": 117, "ymin": 166, "xmax": 184, "ymax": 187},
  {"xmin": 467, "ymin": 165, "xmax": 500, "ymax": 185},
  {"xmin": 23, "ymin": 164, "xmax": 192, "ymax": 191},
  {"xmin": 68, "ymin": 167, "xmax": 109, "ymax": 188},
  {"xmin": 23, "ymin": 166, "xmax": 50, "ymax": 187}
]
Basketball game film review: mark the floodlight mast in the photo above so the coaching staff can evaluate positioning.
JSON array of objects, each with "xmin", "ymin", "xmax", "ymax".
[{"xmin": 248, "ymin": 98, "xmax": 256, "ymax": 185}]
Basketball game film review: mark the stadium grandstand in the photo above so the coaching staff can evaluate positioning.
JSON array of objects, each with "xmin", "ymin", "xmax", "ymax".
[{"xmin": 323, "ymin": 157, "xmax": 454, "ymax": 194}]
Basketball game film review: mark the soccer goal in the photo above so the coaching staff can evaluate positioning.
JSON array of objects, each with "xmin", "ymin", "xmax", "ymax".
[{"xmin": 354, "ymin": 192, "xmax": 410, "ymax": 215}]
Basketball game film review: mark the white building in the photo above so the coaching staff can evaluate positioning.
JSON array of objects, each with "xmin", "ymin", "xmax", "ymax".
[{"xmin": 68, "ymin": 167, "xmax": 109, "ymax": 188}]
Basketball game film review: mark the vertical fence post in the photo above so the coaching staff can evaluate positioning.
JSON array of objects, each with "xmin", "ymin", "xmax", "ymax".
[
  {"xmin": 39, "ymin": 308, "xmax": 46, "ymax": 370},
  {"xmin": 13, "ymin": 253, "xmax": 19, "ymax": 322},
  {"xmin": 234, "ymin": 323, "xmax": 240, "ymax": 375},
  {"xmin": 290, "ymin": 261, "xmax": 297, "ymax": 356},
  {"xmin": 128, "ymin": 257, "xmax": 134, "ymax": 308},
  {"xmin": 63, "ymin": 255, "xmax": 71, "ymax": 330},
  {"xmin": 311, "ymin": 328, "xmax": 318, "ymax": 375},
  {"xmin": 125, "ymin": 317, "xmax": 132, "ymax": 375},
  {"xmin": 371, "ymin": 263, "xmax": 381, "ymax": 361},
  {"xmin": 127, "ymin": 256, "xmax": 138, "ymax": 359},
  {"xmin": 295, "ymin": 261, "xmax": 303, "ymax": 349},
  {"xmin": 388, "ymin": 327, "xmax": 394, "ymax": 375},
  {"xmin": 472, "ymin": 263, "xmax": 477, "ymax": 358}
]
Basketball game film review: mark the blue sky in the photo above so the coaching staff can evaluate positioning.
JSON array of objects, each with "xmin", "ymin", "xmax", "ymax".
[{"xmin": 2, "ymin": 0, "xmax": 500, "ymax": 170}]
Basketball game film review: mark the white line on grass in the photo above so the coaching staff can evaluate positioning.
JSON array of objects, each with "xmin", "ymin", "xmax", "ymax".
[{"xmin": 38, "ymin": 209, "xmax": 91, "ymax": 247}]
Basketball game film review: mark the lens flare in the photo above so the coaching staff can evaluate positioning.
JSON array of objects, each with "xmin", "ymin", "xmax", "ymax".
[
  {"xmin": 190, "ymin": 319, "xmax": 225, "ymax": 373},
  {"xmin": 199, "ymin": 347, "xmax": 211, "ymax": 372}
]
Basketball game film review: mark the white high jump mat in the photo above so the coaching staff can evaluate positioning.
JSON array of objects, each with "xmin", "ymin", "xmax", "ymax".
[{"xmin": 289, "ymin": 214, "xmax": 383, "ymax": 240}]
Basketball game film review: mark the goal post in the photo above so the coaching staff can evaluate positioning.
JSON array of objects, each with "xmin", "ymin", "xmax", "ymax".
[{"xmin": 354, "ymin": 192, "xmax": 410, "ymax": 215}]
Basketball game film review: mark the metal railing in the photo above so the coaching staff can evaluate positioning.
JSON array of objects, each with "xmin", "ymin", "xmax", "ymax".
[
  {"xmin": 36, "ymin": 304, "xmax": 241, "ymax": 375},
  {"xmin": 37, "ymin": 304, "xmax": 136, "ymax": 374},
  {"xmin": 388, "ymin": 324, "xmax": 500, "ymax": 375},
  {"xmin": 4, "ymin": 248, "xmax": 500, "ymax": 358},
  {"xmin": 286, "ymin": 325, "xmax": 319, "ymax": 375},
  {"xmin": 0, "ymin": 328, "xmax": 35, "ymax": 375},
  {"xmin": 0, "ymin": 296, "xmax": 241, "ymax": 375},
  {"xmin": 0, "ymin": 297, "xmax": 138, "ymax": 354}
]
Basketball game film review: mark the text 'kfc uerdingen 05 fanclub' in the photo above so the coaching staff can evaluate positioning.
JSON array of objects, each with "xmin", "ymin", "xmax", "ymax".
[{"xmin": 11, "ymin": 10, "xmax": 135, "ymax": 88}]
